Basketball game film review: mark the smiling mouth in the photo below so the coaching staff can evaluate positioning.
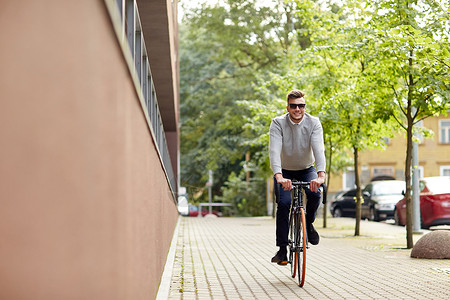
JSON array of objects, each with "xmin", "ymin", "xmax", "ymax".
[{"xmin": 291, "ymin": 113, "xmax": 303, "ymax": 120}]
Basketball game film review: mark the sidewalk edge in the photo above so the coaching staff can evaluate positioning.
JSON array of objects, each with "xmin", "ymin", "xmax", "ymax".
[{"xmin": 156, "ymin": 215, "xmax": 181, "ymax": 300}]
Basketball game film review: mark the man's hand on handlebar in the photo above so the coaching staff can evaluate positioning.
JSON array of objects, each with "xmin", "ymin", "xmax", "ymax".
[
  {"xmin": 275, "ymin": 172, "xmax": 326, "ymax": 192},
  {"xmin": 310, "ymin": 171, "xmax": 326, "ymax": 193},
  {"xmin": 275, "ymin": 173, "xmax": 292, "ymax": 191}
]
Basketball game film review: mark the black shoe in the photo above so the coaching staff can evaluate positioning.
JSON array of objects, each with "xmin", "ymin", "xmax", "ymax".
[
  {"xmin": 307, "ymin": 223, "xmax": 320, "ymax": 245},
  {"xmin": 271, "ymin": 248, "xmax": 288, "ymax": 265}
]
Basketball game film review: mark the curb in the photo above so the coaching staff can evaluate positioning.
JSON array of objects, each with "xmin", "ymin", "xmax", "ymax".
[{"xmin": 156, "ymin": 216, "xmax": 181, "ymax": 300}]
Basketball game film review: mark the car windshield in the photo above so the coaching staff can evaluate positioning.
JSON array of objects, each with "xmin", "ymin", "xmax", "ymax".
[
  {"xmin": 372, "ymin": 181, "xmax": 405, "ymax": 196},
  {"xmin": 422, "ymin": 177, "xmax": 450, "ymax": 194}
]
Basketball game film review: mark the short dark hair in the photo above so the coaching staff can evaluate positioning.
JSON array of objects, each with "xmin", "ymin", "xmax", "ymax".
[{"xmin": 286, "ymin": 90, "xmax": 305, "ymax": 103}]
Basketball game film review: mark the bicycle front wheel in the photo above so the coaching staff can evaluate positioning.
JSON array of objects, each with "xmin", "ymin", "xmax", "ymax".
[
  {"xmin": 289, "ymin": 208, "xmax": 297, "ymax": 278},
  {"xmin": 297, "ymin": 207, "xmax": 307, "ymax": 287}
]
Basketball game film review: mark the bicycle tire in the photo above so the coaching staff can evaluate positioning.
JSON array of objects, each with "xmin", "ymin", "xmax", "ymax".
[
  {"xmin": 292, "ymin": 209, "xmax": 301, "ymax": 279},
  {"xmin": 297, "ymin": 207, "xmax": 307, "ymax": 287},
  {"xmin": 289, "ymin": 208, "xmax": 296, "ymax": 278}
]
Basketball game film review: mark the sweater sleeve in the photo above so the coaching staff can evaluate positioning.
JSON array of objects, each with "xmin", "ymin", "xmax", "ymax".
[
  {"xmin": 269, "ymin": 118, "xmax": 283, "ymax": 175},
  {"xmin": 311, "ymin": 119, "xmax": 326, "ymax": 173}
]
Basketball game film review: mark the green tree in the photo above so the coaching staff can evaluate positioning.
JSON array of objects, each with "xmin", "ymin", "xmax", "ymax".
[
  {"xmin": 364, "ymin": 0, "xmax": 449, "ymax": 248},
  {"xmin": 179, "ymin": 0, "xmax": 316, "ymax": 211},
  {"xmin": 186, "ymin": 0, "xmax": 312, "ymax": 71},
  {"xmin": 179, "ymin": 24, "xmax": 248, "ymax": 202},
  {"xmin": 282, "ymin": 0, "xmax": 449, "ymax": 240},
  {"xmin": 236, "ymin": 0, "xmax": 356, "ymax": 223},
  {"xmin": 272, "ymin": 0, "xmax": 397, "ymax": 235}
]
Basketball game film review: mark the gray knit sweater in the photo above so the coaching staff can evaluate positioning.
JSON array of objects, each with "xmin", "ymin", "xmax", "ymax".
[{"xmin": 269, "ymin": 113, "xmax": 326, "ymax": 175}]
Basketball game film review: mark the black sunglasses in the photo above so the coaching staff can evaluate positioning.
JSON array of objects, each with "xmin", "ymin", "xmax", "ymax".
[{"xmin": 289, "ymin": 103, "xmax": 306, "ymax": 109}]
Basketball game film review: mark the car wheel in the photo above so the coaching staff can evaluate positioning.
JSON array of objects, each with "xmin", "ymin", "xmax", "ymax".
[
  {"xmin": 333, "ymin": 207, "xmax": 343, "ymax": 218},
  {"xmin": 369, "ymin": 207, "xmax": 378, "ymax": 221},
  {"xmin": 420, "ymin": 217, "xmax": 430, "ymax": 229},
  {"xmin": 393, "ymin": 209, "xmax": 402, "ymax": 226}
]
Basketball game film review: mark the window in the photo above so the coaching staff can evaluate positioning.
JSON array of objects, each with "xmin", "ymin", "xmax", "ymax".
[
  {"xmin": 343, "ymin": 168, "xmax": 355, "ymax": 190},
  {"xmin": 440, "ymin": 166, "xmax": 450, "ymax": 176},
  {"xmin": 363, "ymin": 184, "xmax": 372, "ymax": 195},
  {"xmin": 417, "ymin": 166, "xmax": 424, "ymax": 179},
  {"xmin": 372, "ymin": 166, "xmax": 394, "ymax": 178},
  {"xmin": 422, "ymin": 177, "xmax": 450, "ymax": 194},
  {"xmin": 419, "ymin": 180, "xmax": 426, "ymax": 192},
  {"xmin": 411, "ymin": 165, "xmax": 424, "ymax": 179},
  {"xmin": 371, "ymin": 181, "xmax": 405, "ymax": 196},
  {"xmin": 439, "ymin": 120, "xmax": 450, "ymax": 144},
  {"xmin": 116, "ymin": 0, "xmax": 123, "ymax": 18},
  {"xmin": 344, "ymin": 189, "xmax": 357, "ymax": 197}
]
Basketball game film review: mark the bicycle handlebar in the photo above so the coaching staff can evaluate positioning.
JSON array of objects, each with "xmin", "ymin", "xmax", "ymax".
[
  {"xmin": 276, "ymin": 180, "xmax": 328, "ymax": 205},
  {"xmin": 291, "ymin": 180, "xmax": 311, "ymax": 186}
]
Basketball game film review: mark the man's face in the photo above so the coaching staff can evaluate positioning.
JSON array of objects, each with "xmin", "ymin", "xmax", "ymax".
[{"xmin": 287, "ymin": 97, "xmax": 306, "ymax": 123}]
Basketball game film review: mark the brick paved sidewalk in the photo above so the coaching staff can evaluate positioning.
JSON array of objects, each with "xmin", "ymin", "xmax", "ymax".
[{"xmin": 160, "ymin": 216, "xmax": 450, "ymax": 300}]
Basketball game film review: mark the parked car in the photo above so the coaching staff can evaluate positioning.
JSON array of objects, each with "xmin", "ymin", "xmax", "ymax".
[
  {"xmin": 330, "ymin": 189, "xmax": 357, "ymax": 217},
  {"xmin": 331, "ymin": 180, "xmax": 406, "ymax": 221},
  {"xmin": 188, "ymin": 204, "xmax": 222, "ymax": 217},
  {"xmin": 371, "ymin": 175, "xmax": 396, "ymax": 181},
  {"xmin": 177, "ymin": 195, "xmax": 189, "ymax": 216},
  {"xmin": 394, "ymin": 176, "xmax": 450, "ymax": 229},
  {"xmin": 188, "ymin": 204, "xmax": 201, "ymax": 217},
  {"xmin": 332, "ymin": 189, "xmax": 348, "ymax": 202},
  {"xmin": 361, "ymin": 180, "xmax": 406, "ymax": 221}
]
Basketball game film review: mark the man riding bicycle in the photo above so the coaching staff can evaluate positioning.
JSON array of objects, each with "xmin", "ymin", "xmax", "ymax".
[{"xmin": 269, "ymin": 89, "xmax": 326, "ymax": 265}]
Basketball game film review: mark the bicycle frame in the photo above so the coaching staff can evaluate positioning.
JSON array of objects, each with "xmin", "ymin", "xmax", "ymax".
[{"xmin": 290, "ymin": 182, "xmax": 308, "ymax": 251}]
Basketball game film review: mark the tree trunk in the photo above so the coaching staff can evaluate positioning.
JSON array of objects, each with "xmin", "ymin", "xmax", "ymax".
[
  {"xmin": 323, "ymin": 138, "xmax": 333, "ymax": 229},
  {"xmin": 405, "ymin": 114, "xmax": 414, "ymax": 248},
  {"xmin": 405, "ymin": 50, "xmax": 415, "ymax": 249},
  {"xmin": 245, "ymin": 152, "xmax": 250, "ymax": 183},
  {"xmin": 354, "ymin": 146, "xmax": 362, "ymax": 236}
]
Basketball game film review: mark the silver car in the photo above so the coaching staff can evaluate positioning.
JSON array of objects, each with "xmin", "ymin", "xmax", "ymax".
[{"xmin": 361, "ymin": 180, "xmax": 406, "ymax": 221}]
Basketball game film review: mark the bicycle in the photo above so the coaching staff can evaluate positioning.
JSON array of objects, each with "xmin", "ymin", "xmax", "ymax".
[{"xmin": 287, "ymin": 180, "xmax": 326, "ymax": 287}]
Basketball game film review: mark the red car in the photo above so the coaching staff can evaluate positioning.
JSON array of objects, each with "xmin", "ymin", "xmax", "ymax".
[
  {"xmin": 394, "ymin": 176, "xmax": 450, "ymax": 228},
  {"xmin": 188, "ymin": 205, "xmax": 222, "ymax": 217}
]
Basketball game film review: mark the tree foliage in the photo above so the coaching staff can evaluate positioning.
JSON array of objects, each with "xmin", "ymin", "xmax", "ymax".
[
  {"xmin": 361, "ymin": 0, "xmax": 450, "ymax": 247},
  {"xmin": 179, "ymin": 0, "xmax": 311, "ymax": 210},
  {"xmin": 179, "ymin": 0, "xmax": 449, "ymax": 227}
]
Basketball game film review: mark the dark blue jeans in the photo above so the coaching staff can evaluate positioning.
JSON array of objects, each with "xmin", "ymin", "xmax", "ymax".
[{"xmin": 275, "ymin": 166, "xmax": 321, "ymax": 247}]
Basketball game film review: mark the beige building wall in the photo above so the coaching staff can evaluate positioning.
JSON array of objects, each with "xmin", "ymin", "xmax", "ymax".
[
  {"xmin": 0, "ymin": 1, "xmax": 178, "ymax": 299},
  {"xmin": 418, "ymin": 115, "xmax": 450, "ymax": 176},
  {"xmin": 328, "ymin": 114, "xmax": 450, "ymax": 193}
]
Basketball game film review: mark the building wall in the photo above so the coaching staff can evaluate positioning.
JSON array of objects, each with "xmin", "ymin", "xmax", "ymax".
[
  {"xmin": 418, "ymin": 115, "xmax": 450, "ymax": 176},
  {"xmin": 0, "ymin": 0, "xmax": 178, "ymax": 299},
  {"xmin": 328, "ymin": 114, "xmax": 450, "ymax": 193}
]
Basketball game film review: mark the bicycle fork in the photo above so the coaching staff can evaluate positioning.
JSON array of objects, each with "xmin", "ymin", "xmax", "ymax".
[{"xmin": 289, "ymin": 208, "xmax": 309, "ymax": 253}]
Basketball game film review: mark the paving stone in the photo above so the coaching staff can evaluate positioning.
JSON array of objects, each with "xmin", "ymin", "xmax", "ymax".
[{"xmin": 163, "ymin": 217, "xmax": 450, "ymax": 299}]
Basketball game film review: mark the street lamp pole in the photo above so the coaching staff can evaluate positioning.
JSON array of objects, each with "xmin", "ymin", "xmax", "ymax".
[{"xmin": 412, "ymin": 113, "xmax": 421, "ymax": 233}]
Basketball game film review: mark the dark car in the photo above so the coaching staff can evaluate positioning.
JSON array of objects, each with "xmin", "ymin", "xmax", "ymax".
[
  {"xmin": 361, "ymin": 180, "xmax": 406, "ymax": 221},
  {"xmin": 394, "ymin": 176, "xmax": 450, "ymax": 228},
  {"xmin": 330, "ymin": 180, "xmax": 406, "ymax": 221},
  {"xmin": 330, "ymin": 189, "xmax": 357, "ymax": 217}
]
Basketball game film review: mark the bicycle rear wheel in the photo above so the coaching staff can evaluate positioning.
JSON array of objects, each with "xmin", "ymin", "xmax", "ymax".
[{"xmin": 297, "ymin": 207, "xmax": 307, "ymax": 287}]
